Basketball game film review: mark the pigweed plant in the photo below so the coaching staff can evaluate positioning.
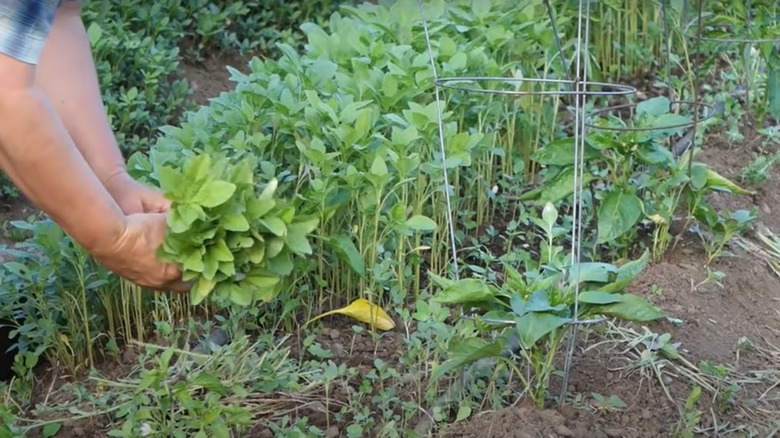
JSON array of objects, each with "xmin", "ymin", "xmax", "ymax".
[{"xmin": 155, "ymin": 153, "xmax": 318, "ymax": 307}]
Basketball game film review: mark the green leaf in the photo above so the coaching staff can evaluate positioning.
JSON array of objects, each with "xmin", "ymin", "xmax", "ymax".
[
  {"xmin": 191, "ymin": 373, "xmax": 229, "ymax": 396},
  {"xmin": 259, "ymin": 179, "xmax": 278, "ymax": 200},
  {"xmin": 283, "ymin": 226, "xmax": 313, "ymax": 255},
  {"xmin": 578, "ymin": 290, "xmax": 621, "ymax": 305},
  {"xmin": 703, "ymin": 166, "xmax": 752, "ymax": 195},
  {"xmin": 222, "ymin": 213, "xmax": 250, "ymax": 232},
  {"xmin": 259, "ymin": 217, "xmax": 287, "ymax": 236},
  {"xmin": 519, "ymin": 168, "xmax": 594, "ymax": 205},
  {"xmin": 589, "ymin": 293, "xmax": 664, "ymax": 322},
  {"xmin": 266, "ymin": 249, "xmax": 294, "ymax": 276},
  {"xmin": 525, "ymin": 290, "xmax": 567, "ymax": 313},
  {"xmin": 768, "ymin": 57, "xmax": 780, "ymax": 120},
  {"xmin": 246, "ymin": 275, "xmax": 280, "ymax": 289},
  {"xmin": 515, "ymin": 312, "xmax": 572, "ymax": 350},
  {"xmin": 194, "ymin": 180, "xmax": 236, "ymax": 208},
  {"xmin": 229, "ymin": 284, "xmax": 254, "ymax": 306},
  {"xmin": 328, "ymin": 234, "xmax": 365, "ymax": 276},
  {"xmin": 432, "ymin": 338, "xmax": 503, "ymax": 381},
  {"xmin": 405, "ymin": 215, "xmax": 438, "ymax": 232},
  {"xmin": 691, "ymin": 162, "xmax": 708, "ymax": 189},
  {"xmin": 210, "ymin": 239, "xmax": 234, "ymax": 262},
  {"xmin": 183, "ymin": 154, "xmax": 212, "ymax": 182},
  {"xmin": 597, "ymin": 190, "xmax": 643, "ymax": 243},
  {"xmin": 158, "ymin": 166, "xmax": 184, "ymax": 194},
  {"xmin": 42, "ymin": 422, "xmax": 61, "ymax": 438},
  {"xmin": 532, "ymin": 137, "xmax": 601, "ymax": 166},
  {"xmin": 572, "ymin": 262, "xmax": 617, "ymax": 284},
  {"xmin": 598, "ymin": 249, "xmax": 650, "ymax": 293},
  {"xmin": 248, "ymin": 239, "xmax": 266, "ymax": 264},
  {"xmin": 433, "ymin": 278, "xmax": 496, "ymax": 305},
  {"xmin": 636, "ymin": 96, "xmax": 670, "ymax": 117},
  {"xmin": 247, "ymin": 198, "xmax": 275, "ymax": 218},
  {"xmin": 370, "ymin": 155, "xmax": 388, "ymax": 176},
  {"xmin": 191, "ymin": 277, "xmax": 217, "ymax": 305},
  {"xmin": 182, "ymin": 249, "xmax": 205, "ymax": 272}
]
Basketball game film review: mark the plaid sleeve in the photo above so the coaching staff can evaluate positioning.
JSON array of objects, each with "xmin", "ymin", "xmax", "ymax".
[{"xmin": 0, "ymin": 0, "xmax": 62, "ymax": 65}]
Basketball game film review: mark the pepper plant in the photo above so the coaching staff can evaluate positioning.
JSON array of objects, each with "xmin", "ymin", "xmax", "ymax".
[
  {"xmin": 522, "ymin": 96, "xmax": 750, "ymax": 259},
  {"xmin": 428, "ymin": 203, "xmax": 664, "ymax": 409}
]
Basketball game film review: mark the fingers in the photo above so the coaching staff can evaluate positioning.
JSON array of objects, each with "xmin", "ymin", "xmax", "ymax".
[{"xmin": 142, "ymin": 192, "xmax": 172, "ymax": 214}]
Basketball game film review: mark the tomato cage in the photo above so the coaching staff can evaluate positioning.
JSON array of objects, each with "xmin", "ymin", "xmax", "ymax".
[
  {"xmin": 414, "ymin": 0, "xmax": 736, "ymax": 406},
  {"xmin": 680, "ymin": 0, "xmax": 780, "ymax": 125}
]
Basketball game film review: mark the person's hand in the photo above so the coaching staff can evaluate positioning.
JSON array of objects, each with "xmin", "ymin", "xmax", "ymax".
[
  {"xmin": 92, "ymin": 213, "xmax": 190, "ymax": 293},
  {"xmin": 104, "ymin": 171, "xmax": 170, "ymax": 214}
]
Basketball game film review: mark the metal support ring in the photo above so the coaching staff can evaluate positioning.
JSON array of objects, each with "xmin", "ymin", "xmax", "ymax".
[
  {"xmin": 584, "ymin": 100, "xmax": 719, "ymax": 132},
  {"xmin": 434, "ymin": 77, "xmax": 637, "ymax": 97}
]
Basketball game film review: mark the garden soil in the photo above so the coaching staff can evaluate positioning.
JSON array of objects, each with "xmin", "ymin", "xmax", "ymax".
[{"xmin": 5, "ymin": 61, "xmax": 780, "ymax": 437}]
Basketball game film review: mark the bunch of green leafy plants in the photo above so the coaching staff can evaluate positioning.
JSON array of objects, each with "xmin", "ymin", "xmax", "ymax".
[
  {"xmin": 155, "ymin": 153, "xmax": 318, "ymax": 307},
  {"xmin": 428, "ymin": 202, "xmax": 664, "ymax": 408}
]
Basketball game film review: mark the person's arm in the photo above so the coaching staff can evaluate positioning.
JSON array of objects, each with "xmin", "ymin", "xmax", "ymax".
[
  {"xmin": 35, "ymin": 1, "xmax": 127, "ymax": 187},
  {"xmin": 0, "ymin": 59, "xmax": 126, "ymax": 254},
  {"xmin": 0, "ymin": 1, "xmax": 125, "ymax": 256}
]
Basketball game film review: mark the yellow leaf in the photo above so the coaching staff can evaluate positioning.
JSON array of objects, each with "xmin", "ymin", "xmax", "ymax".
[
  {"xmin": 648, "ymin": 214, "xmax": 666, "ymax": 225},
  {"xmin": 304, "ymin": 298, "xmax": 395, "ymax": 331}
]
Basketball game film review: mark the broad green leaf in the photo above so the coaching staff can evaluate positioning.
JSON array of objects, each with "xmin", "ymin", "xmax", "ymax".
[
  {"xmin": 650, "ymin": 113, "xmax": 691, "ymax": 133},
  {"xmin": 532, "ymin": 137, "xmax": 601, "ymax": 166},
  {"xmin": 266, "ymin": 249, "xmax": 294, "ymax": 276},
  {"xmin": 589, "ymin": 293, "xmax": 664, "ymax": 322},
  {"xmin": 636, "ymin": 141, "xmax": 674, "ymax": 166},
  {"xmin": 42, "ymin": 422, "xmax": 61, "ymax": 438},
  {"xmin": 515, "ymin": 313, "xmax": 572, "ymax": 350},
  {"xmin": 182, "ymin": 249, "xmax": 205, "ymax": 273},
  {"xmin": 541, "ymin": 202, "xmax": 558, "ymax": 228},
  {"xmin": 597, "ymin": 190, "xmax": 643, "ymax": 243},
  {"xmin": 598, "ymin": 249, "xmax": 649, "ymax": 293},
  {"xmin": 328, "ymin": 234, "xmax": 365, "ymax": 276},
  {"xmin": 158, "ymin": 166, "xmax": 184, "ymax": 196},
  {"xmin": 259, "ymin": 179, "xmax": 278, "ymax": 200},
  {"xmin": 636, "ymin": 96, "xmax": 670, "ymax": 117},
  {"xmin": 265, "ymin": 236, "xmax": 285, "ymax": 258},
  {"xmin": 210, "ymin": 239, "xmax": 234, "ymax": 262},
  {"xmin": 191, "ymin": 373, "xmax": 229, "ymax": 395},
  {"xmin": 572, "ymin": 262, "xmax": 617, "ymax": 284},
  {"xmin": 202, "ymin": 250, "xmax": 219, "ymax": 280},
  {"xmin": 432, "ymin": 338, "xmax": 503, "ymax": 381},
  {"xmin": 229, "ymin": 284, "xmax": 254, "ymax": 306},
  {"xmin": 248, "ymin": 239, "xmax": 266, "ymax": 264},
  {"xmin": 433, "ymin": 278, "xmax": 496, "ymax": 305},
  {"xmin": 195, "ymin": 180, "xmax": 236, "ymax": 208},
  {"xmin": 191, "ymin": 277, "xmax": 217, "ymax": 305},
  {"xmin": 405, "ymin": 215, "xmax": 438, "ymax": 232},
  {"xmin": 222, "ymin": 213, "xmax": 250, "ymax": 232},
  {"xmin": 246, "ymin": 275, "xmax": 280, "ymax": 289},
  {"xmin": 703, "ymin": 166, "xmax": 752, "ymax": 195},
  {"xmin": 183, "ymin": 154, "xmax": 212, "ymax": 182},
  {"xmin": 578, "ymin": 290, "xmax": 621, "ymax": 304},
  {"xmin": 370, "ymin": 155, "xmax": 388, "ymax": 176},
  {"xmin": 525, "ymin": 290, "xmax": 567, "ymax": 313},
  {"xmin": 284, "ymin": 224, "xmax": 313, "ymax": 255},
  {"xmin": 246, "ymin": 198, "xmax": 275, "ymax": 218},
  {"xmin": 529, "ymin": 168, "xmax": 594, "ymax": 205},
  {"xmin": 259, "ymin": 217, "xmax": 287, "ymax": 236},
  {"xmin": 691, "ymin": 162, "xmax": 708, "ymax": 189}
]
